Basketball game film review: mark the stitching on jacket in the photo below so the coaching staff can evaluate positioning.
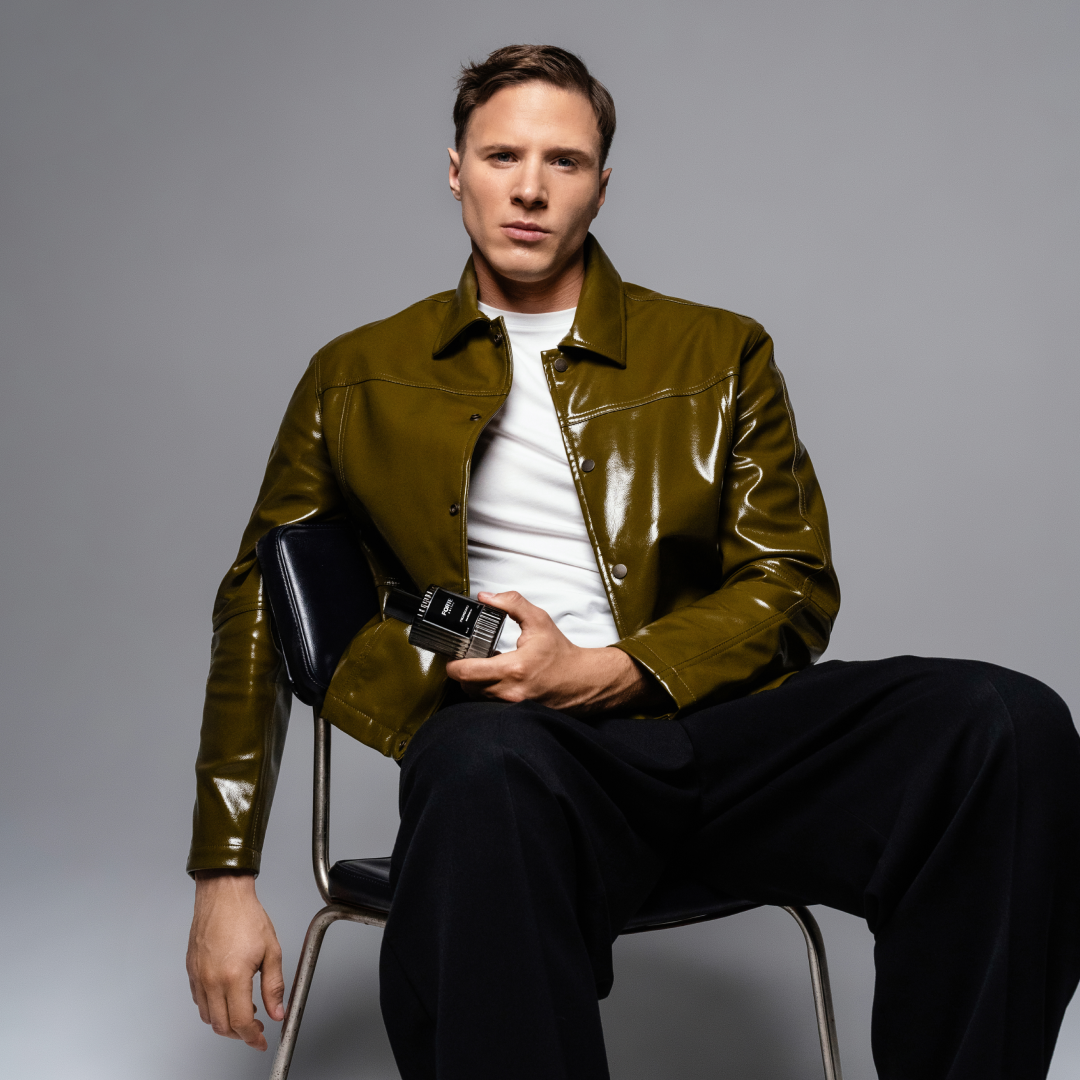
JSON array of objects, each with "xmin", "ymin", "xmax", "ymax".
[
  {"xmin": 626, "ymin": 293, "xmax": 709, "ymax": 310},
  {"xmin": 566, "ymin": 371, "xmax": 736, "ymax": 426},
  {"xmin": 550, "ymin": 394, "xmax": 622, "ymax": 632},
  {"xmin": 669, "ymin": 664, "xmax": 694, "ymax": 698},
  {"xmin": 672, "ymin": 596, "xmax": 811, "ymax": 673},
  {"xmin": 320, "ymin": 372, "xmax": 507, "ymax": 394},
  {"xmin": 457, "ymin": 432, "xmax": 472, "ymax": 591},
  {"xmin": 334, "ymin": 384, "xmax": 353, "ymax": 494},
  {"xmin": 808, "ymin": 590, "xmax": 834, "ymax": 621},
  {"xmin": 323, "ymin": 692, "xmax": 381, "ymax": 728},
  {"xmin": 211, "ymin": 603, "xmax": 265, "ymax": 633},
  {"xmin": 322, "ymin": 689, "xmax": 401, "ymax": 746},
  {"xmin": 626, "ymin": 637, "xmax": 694, "ymax": 699},
  {"xmin": 628, "ymin": 571, "xmax": 818, "ymax": 678}
]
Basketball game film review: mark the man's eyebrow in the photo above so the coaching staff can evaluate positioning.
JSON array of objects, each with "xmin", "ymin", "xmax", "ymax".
[
  {"xmin": 475, "ymin": 143, "xmax": 521, "ymax": 155},
  {"xmin": 476, "ymin": 142, "xmax": 596, "ymax": 162}
]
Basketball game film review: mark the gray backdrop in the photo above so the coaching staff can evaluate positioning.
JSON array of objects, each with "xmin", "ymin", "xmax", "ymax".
[{"xmin": 2, "ymin": 1, "xmax": 1077, "ymax": 1078}]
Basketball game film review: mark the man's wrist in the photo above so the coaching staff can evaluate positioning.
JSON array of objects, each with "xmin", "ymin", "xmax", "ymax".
[
  {"xmin": 194, "ymin": 868, "xmax": 257, "ymax": 887},
  {"xmin": 604, "ymin": 648, "xmax": 672, "ymax": 713}
]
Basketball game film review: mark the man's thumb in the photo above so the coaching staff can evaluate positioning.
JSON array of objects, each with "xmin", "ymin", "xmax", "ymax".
[{"xmin": 261, "ymin": 952, "xmax": 287, "ymax": 1023}]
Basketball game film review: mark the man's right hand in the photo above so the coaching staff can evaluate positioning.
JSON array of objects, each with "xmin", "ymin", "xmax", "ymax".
[{"xmin": 186, "ymin": 870, "xmax": 286, "ymax": 1051}]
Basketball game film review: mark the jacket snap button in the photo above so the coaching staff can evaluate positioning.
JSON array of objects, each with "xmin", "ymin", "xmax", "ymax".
[
  {"xmin": 492, "ymin": 329, "xmax": 503, "ymax": 346},
  {"xmin": 470, "ymin": 413, "xmax": 482, "ymax": 421},
  {"xmin": 581, "ymin": 458, "xmax": 595, "ymax": 473},
  {"xmin": 553, "ymin": 357, "xmax": 569, "ymax": 372},
  {"xmin": 449, "ymin": 503, "xmax": 460, "ymax": 516},
  {"xmin": 397, "ymin": 739, "xmax": 408, "ymax": 754},
  {"xmin": 611, "ymin": 563, "xmax": 628, "ymax": 579}
]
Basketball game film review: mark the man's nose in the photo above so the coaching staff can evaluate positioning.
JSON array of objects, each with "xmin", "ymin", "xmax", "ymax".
[{"xmin": 510, "ymin": 158, "xmax": 547, "ymax": 209}]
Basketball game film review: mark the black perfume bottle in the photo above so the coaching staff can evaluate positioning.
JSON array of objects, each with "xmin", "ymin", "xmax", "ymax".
[{"xmin": 385, "ymin": 586, "xmax": 506, "ymax": 659}]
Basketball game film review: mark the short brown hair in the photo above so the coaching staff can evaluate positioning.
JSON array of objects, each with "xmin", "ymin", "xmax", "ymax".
[{"xmin": 453, "ymin": 45, "xmax": 616, "ymax": 167}]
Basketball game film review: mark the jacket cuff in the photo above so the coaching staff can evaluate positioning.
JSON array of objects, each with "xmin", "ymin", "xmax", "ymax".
[
  {"xmin": 186, "ymin": 844, "xmax": 262, "ymax": 878},
  {"xmin": 612, "ymin": 639, "xmax": 690, "ymax": 712}
]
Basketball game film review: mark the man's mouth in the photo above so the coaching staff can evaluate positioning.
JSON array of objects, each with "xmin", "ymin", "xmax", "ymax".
[{"xmin": 502, "ymin": 221, "xmax": 549, "ymax": 242}]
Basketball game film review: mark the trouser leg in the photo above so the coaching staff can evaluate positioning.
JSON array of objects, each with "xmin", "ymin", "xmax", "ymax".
[
  {"xmin": 380, "ymin": 700, "xmax": 697, "ymax": 1080},
  {"xmin": 681, "ymin": 656, "xmax": 1080, "ymax": 1080}
]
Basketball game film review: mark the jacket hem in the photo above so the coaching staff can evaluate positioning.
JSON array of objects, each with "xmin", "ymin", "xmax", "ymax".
[{"xmin": 320, "ymin": 690, "xmax": 410, "ymax": 759}]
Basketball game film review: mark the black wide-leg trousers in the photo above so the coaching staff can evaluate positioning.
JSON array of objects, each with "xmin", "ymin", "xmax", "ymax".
[{"xmin": 380, "ymin": 656, "xmax": 1080, "ymax": 1080}]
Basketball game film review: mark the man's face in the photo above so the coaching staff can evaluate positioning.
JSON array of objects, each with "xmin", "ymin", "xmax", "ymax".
[{"xmin": 449, "ymin": 81, "xmax": 611, "ymax": 285}]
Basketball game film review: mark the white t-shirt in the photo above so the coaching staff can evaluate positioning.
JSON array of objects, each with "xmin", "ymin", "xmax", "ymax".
[{"xmin": 468, "ymin": 303, "xmax": 620, "ymax": 651}]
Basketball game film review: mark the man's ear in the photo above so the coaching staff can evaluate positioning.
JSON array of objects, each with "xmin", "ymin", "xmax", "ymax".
[
  {"xmin": 448, "ymin": 148, "xmax": 462, "ymax": 202},
  {"xmin": 594, "ymin": 167, "xmax": 612, "ymax": 214}
]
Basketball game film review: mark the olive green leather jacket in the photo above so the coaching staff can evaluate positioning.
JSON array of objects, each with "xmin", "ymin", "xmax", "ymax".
[{"xmin": 187, "ymin": 236, "xmax": 839, "ymax": 874}]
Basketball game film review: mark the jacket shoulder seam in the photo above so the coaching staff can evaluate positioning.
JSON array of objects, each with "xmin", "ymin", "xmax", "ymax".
[
  {"xmin": 626, "ymin": 292, "xmax": 710, "ymax": 310},
  {"xmin": 624, "ymin": 287, "xmax": 761, "ymax": 330}
]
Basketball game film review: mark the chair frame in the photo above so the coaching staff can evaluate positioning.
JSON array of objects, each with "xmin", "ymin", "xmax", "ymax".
[{"xmin": 269, "ymin": 711, "xmax": 844, "ymax": 1080}]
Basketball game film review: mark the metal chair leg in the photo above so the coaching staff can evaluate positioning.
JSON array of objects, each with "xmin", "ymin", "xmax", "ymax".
[
  {"xmin": 268, "ymin": 903, "xmax": 388, "ymax": 1080},
  {"xmin": 783, "ymin": 905, "xmax": 843, "ymax": 1080}
]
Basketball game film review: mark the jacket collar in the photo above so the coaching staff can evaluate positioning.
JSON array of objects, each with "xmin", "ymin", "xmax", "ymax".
[{"xmin": 433, "ymin": 234, "xmax": 626, "ymax": 367}]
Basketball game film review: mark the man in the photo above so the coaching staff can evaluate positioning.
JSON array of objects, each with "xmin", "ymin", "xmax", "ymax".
[{"xmin": 186, "ymin": 44, "xmax": 1080, "ymax": 1080}]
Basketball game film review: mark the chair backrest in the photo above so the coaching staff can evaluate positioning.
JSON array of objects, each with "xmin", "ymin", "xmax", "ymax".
[{"xmin": 256, "ymin": 521, "xmax": 380, "ymax": 705}]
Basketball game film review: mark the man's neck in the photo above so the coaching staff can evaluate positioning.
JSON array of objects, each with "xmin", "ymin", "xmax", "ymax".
[{"xmin": 472, "ymin": 243, "xmax": 584, "ymax": 313}]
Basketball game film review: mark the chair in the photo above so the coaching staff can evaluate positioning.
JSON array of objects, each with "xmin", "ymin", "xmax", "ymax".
[{"xmin": 256, "ymin": 521, "xmax": 844, "ymax": 1080}]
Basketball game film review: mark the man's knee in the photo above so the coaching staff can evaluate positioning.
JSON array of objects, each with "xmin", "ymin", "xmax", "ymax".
[
  {"xmin": 975, "ymin": 662, "xmax": 1080, "ymax": 770},
  {"xmin": 915, "ymin": 658, "xmax": 1078, "ymax": 771}
]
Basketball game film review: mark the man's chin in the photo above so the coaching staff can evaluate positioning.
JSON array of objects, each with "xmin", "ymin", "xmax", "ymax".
[{"xmin": 480, "ymin": 245, "xmax": 568, "ymax": 286}]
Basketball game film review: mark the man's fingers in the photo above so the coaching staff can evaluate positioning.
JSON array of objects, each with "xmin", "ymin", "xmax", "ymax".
[
  {"xmin": 225, "ymin": 979, "xmax": 268, "ymax": 1051},
  {"xmin": 445, "ymin": 652, "xmax": 514, "ymax": 685},
  {"xmin": 477, "ymin": 590, "xmax": 548, "ymax": 629},
  {"xmin": 190, "ymin": 971, "xmax": 211, "ymax": 1025},
  {"xmin": 205, "ymin": 983, "xmax": 242, "ymax": 1040},
  {"xmin": 260, "ymin": 945, "xmax": 287, "ymax": 1023}
]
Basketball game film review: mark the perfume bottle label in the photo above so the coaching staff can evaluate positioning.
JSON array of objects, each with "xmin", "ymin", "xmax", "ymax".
[{"xmin": 422, "ymin": 588, "xmax": 481, "ymax": 636}]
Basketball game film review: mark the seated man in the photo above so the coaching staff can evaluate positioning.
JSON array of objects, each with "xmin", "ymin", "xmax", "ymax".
[{"xmin": 185, "ymin": 44, "xmax": 1080, "ymax": 1080}]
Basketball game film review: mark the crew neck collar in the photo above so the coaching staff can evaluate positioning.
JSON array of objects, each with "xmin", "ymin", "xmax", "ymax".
[{"xmin": 478, "ymin": 303, "xmax": 576, "ymax": 331}]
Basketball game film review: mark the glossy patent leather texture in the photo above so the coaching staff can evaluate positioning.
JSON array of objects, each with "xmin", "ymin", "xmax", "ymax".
[{"xmin": 188, "ymin": 236, "xmax": 840, "ymax": 874}]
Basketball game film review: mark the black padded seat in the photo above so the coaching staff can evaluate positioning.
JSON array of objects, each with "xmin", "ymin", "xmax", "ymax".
[
  {"xmin": 329, "ymin": 858, "xmax": 393, "ymax": 912},
  {"xmin": 328, "ymin": 857, "xmax": 759, "ymax": 932},
  {"xmin": 623, "ymin": 879, "xmax": 759, "ymax": 933}
]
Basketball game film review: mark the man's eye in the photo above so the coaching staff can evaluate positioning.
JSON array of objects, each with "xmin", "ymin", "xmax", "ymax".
[
  {"xmin": 494, "ymin": 153, "xmax": 514, "ymax": 162},
  {"xmin": 555, "ymin": 158, "xmax": 575, "ymax": 168}
]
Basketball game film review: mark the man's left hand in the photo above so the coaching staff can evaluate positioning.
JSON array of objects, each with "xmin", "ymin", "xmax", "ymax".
[{"xmin": 444, "ymin": 590, "xmax": 668, "ymax": 716}]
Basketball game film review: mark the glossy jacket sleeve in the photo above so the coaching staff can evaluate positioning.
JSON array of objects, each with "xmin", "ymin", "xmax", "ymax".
[
  {"xmin": 187, "ymin": 357, "xmax": 343, "ymax": 875},
  {"xmin": 615, "ymin": 330, "xmax": 841, "ymax": 710}
]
